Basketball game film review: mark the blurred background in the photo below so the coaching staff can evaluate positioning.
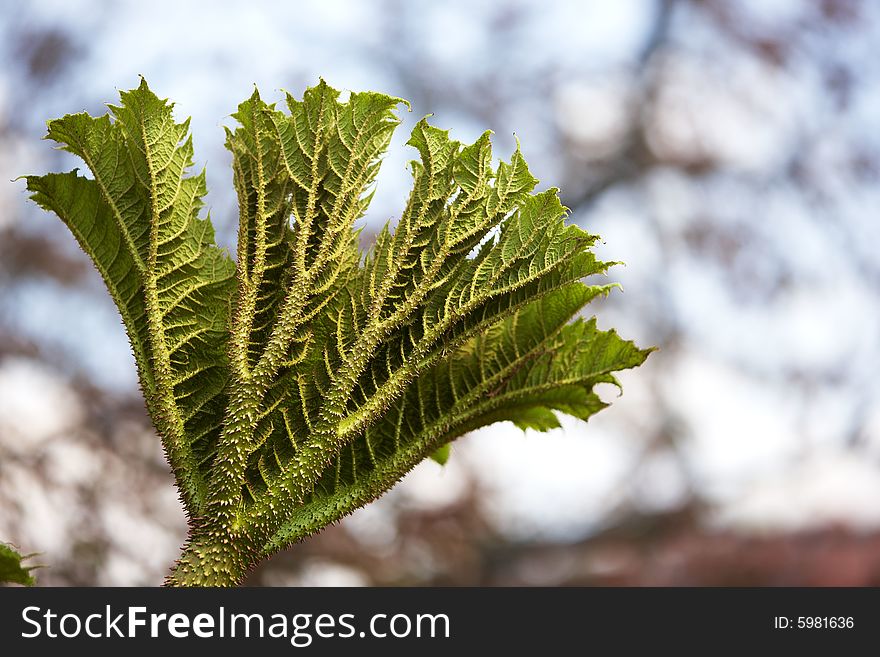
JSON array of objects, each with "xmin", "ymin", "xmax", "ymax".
[{"xmin": 1, "ymin": 0, "xmax": 879, "ymax": 586}]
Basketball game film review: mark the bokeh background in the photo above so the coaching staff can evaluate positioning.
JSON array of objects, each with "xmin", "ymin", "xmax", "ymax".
[{"xmin": 2, "ymin": 0, "xmax": 879, "ymax": 586}]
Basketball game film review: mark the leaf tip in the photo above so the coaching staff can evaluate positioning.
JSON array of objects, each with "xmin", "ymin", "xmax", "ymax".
[{"xmin": 429, "ymin": 444, "xmax": 451, "ymax": 465}]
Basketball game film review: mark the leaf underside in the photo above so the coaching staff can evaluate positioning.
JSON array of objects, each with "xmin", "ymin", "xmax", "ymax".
[{"xmin": 27, "ymin": 78, "xmax": 651, "ymax": 564}]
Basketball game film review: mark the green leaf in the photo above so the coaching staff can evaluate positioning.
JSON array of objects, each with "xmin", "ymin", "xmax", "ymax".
[
  {"xmin": 429, "ymin": 443, "xmax": 451, "ymax": 465},
  {"xmin": 27, "ymin": 79, "xmax": 652, "ymax": 586},
  {"xmin": 508, "ymin": 407, "xmax": 562, "ymax": 432},
  {"xmin": 26, "ymin": 79, "xmax": 236, "ymax": 515},
  {"xmin": 0, "ymin": 543, "xmax": 37, "ymax": 586},
  {"xmin": 265, "ymin": 286, "xmax": 649, "ymax": 551}
]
